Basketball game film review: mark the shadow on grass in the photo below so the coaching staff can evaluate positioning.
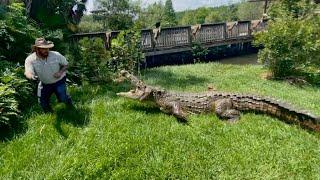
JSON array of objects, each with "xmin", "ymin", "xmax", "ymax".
[
  {"xmin": 0, "ymin": 120, "xmax": 28, "ymax": 142},
  {"xmin": 123, "ymin": 102, "xmax": 189, "ymax": 125},
  {"xmin": 128, "ymin": 102, "xmax": 162, "ymax": 115},
  {"xmin": 54, "ymin": 105, "xmax": 91, "ymax": 138},
  {"xmin": 143, "ymin": 68, "xmax": 210, "ymax": 90},
  {"xmin": 0, "ymin": 105, "xmax": 41, "ymax": 142},
  {"xmin": 70, "ymin": 82, "xmax": 132, "ymax": 103}
]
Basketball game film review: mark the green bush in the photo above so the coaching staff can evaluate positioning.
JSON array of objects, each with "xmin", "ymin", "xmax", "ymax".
[
  {"xmin": 77, "ymin": 17, "xmax": 104, "ymax": 33},
  {"xmin": 0, "ymin": 84, "xmax": 19, "ymax": 126},
  {"xmin": 110, "ymin": 30, "xmax": 144, "ymax": 74},
  {"xmin": 76, "ymin": 37, "xmax": 113, "ymax": 82},
  {"xmin": 191, "ymin": 41, "xmax": 209, "ymax": 63},
  {"xmin": 254, "ymin": 15, "xmax": 320, "ymax": 79},
  {"xmin": 0, "ymin": 3, "xmax": 41, "ymax": 63},
  {"xmin": 72, "ymin": 30, "xmax": 144, "ymax": 83},
  {"xmin": 0, "ymin": 66, "xmax": 33, "ymax": 130}
]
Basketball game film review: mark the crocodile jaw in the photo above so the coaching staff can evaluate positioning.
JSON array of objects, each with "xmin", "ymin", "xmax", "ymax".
[{"xmin": 117, "ymin": 89, "xmax": 144, "ymax": 99}]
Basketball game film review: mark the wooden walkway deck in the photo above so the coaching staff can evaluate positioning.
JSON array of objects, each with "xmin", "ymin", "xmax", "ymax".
[{"xmin": 70, "ymin": 20, "xmax": 267, "ymax": 56}]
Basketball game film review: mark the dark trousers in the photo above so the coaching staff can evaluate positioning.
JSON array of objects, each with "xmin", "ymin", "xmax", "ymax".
[{"xmin": 39, "ymin": 76, "xmax": 72, "ymax": 112}]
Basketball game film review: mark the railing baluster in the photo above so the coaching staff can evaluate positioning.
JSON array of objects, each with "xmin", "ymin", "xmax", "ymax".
[{"xmin": 70, "ymin": 19, "xmax": 267, "ymax": 55}]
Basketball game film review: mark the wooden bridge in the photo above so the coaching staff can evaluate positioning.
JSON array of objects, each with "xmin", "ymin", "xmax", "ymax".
[{"xmin": 71, "ymin": 19, "xmax": 267, "ymax": 56}]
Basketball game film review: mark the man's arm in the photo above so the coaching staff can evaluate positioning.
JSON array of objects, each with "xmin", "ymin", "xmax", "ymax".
[
  {"xmin": 25, "ymin": 71, "xmax": 36, "ymax": 80},
  {"xmin": 24, "ymin": 58, "xmax": 37, "ymax": 80},
  {"xmin": 53, "ymin": 52, "xmax": 69, "ymax": 79},
  {"xmin": 53, "ymin": 65, "xmax": 68, "ymax": 79}
]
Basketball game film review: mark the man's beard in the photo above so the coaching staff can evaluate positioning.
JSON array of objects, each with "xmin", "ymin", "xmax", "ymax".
[{"xmin": 38, "ymin": 51, "xmax": 49, "ymax": 58}]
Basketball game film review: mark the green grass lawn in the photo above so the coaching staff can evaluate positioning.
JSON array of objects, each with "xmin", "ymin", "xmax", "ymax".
[{"xmin": 1, "ymin": 63, "xmax": 320, "ymax": 179}]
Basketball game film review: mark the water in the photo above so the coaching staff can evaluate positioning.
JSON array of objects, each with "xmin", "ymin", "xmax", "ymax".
[
  {"xmin": 218, "ymin": 54, "xmax": 259, "ymax": 65},
  {"xmin": 144, "ymin": 53, "xmax": 259, "ymax": 68}
]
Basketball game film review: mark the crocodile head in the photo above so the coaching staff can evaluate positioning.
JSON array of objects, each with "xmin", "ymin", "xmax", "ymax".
[
  {"xmin": 117, "ymin": 82, "xmax": 154, "ymax": 101},
  {"xmin": 116, "ymin": 70, "xmax": 154, "ymax": 101}
]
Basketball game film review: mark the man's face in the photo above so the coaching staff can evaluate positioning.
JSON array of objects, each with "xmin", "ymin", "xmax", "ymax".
[{"xmin": 36, "ymin": 48, "xmax": 49, "ymax": 58}]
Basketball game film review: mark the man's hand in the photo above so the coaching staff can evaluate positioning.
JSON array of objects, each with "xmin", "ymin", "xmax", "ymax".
[
  {"xmin": 32, "ymin": 75, "xmax": 38, "ymax": 81},
  {"xmin": 54, "ymin": 65, "xmax": 68, "ymax": 79},
  {"xmin": 53, "ymin": 71, "xmax": 63, "ymax": 79},
  {"xmin": 25, "ymin": 71, "xmax": 38, "ymax": 81}
]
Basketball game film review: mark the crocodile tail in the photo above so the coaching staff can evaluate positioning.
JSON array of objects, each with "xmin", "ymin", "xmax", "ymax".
[{"xmin": 230, "ymin": 94, "xmax": 320, "ymax": 131}]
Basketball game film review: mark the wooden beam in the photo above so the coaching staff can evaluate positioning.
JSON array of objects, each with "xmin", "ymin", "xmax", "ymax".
[{"xmin": 144, "ymin": 38, "xmax": 253, "ymax": 56}]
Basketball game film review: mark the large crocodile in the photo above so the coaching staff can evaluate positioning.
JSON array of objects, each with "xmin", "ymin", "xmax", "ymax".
[{"xmin": 116, "ymin": 70, "xmax": 320, "ymax": 131}]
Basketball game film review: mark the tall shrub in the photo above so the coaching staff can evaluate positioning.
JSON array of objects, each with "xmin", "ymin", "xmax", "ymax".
[
  {"xmin": 110, "ymin": 30, "xmax": 144, "ymax": 74},
  {"xmin": 0, "ymin": 3, "xmax": 41, "ymax": 63},
  {"xmin": 0, "ymin": 67, "xmax": 33, "ymax": 132},
  {"xmin": 254, "ymin": 1, "xmax": 320, "ymax": 80},
  {"xmin": 77, "ymin": 37, "xmax": 112, "ymax": 82}
]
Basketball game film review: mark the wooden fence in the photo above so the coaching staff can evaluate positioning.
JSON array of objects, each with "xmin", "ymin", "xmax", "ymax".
[{"xmin": 70, "ymin": 19, "xmax": 267, "ymax": 56}]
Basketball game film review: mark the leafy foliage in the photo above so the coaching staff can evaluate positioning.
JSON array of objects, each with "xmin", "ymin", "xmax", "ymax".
[
  {"xmin": 77, "ymin": 15, "xmax": 104, "ymax": 33},
  {"xmin": 71, "ymin": 30, "xmax": 144, "ymax": 82},
  {"xmin": 95, "ymin": 0, "xmax": 137, "ymax": 30},
  {"xmin": 0, "ymin": 67, "xmax": 33, "ymax": 130},
  {"xmin": 254, "ymin": 0, "xmax": 320, "ymax": 83},
  {"xmin": 177, "ymin": 5, "xmax": 239, "ymax": 25},
  {"xmin": 163, "ymin": 0, "xmax": 177, "ymax": 27},
  {"xmin": 192, "ymin": 41, "xmax": 209, "ymax": 63},
  {"xmin": 237, "ymin": 1, "xmax": 264, "ymax": 20},
  {"xmin": 0, "ymin": 3, "xmax": 41, "ymax": 63},
  {"xmin": 76, "ymin": 37, "xmax": 112, "ymax": 82},
  {"xmin": 268, "ymin": 0, "xmax": 315, "ymax": 18},
  {"xmin": 134, "ymin": 2, "xmax": 165, "ymax": 29},
  {"xmin": 110, "ymin": 30, "xmax": 144, "ymax": 74},
  {"xmin": 0, "ymin": 84, "xmax": 19, "ymax": 126}
]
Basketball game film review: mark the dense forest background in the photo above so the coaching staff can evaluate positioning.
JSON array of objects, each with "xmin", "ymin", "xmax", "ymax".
[{"xmin": 78, "ymin": 0, "xmax": 265, "ymax": 32}]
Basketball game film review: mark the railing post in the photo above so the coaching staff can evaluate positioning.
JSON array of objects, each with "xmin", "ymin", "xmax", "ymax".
[
  {"xmin": 104, "ymin": 32, "xmax": 111, "ymax": 49},
  {"xmin": 248, "ymin": 21, "xmax": 252, "ymax": 37},
  {"xmin": 223, "ymin": 23, "xmax": 227, "ymax": 40},
  {"xmin": 237, "ymin": 21, "xmax": 240, "ymax": 38},
  {"xmin": 188, "ymin": 26, "xmax": 193, "ymax": 47}
]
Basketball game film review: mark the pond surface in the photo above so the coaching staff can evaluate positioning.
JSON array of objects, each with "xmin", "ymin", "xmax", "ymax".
[{"xmin": 218, "ymin": 54, "xmax": 259, "ymax": 65}]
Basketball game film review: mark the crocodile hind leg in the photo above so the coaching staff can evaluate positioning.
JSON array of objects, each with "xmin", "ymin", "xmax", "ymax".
[{"xmin": 214, "ymin": 98, "xmax": 240, "ymax": 123}]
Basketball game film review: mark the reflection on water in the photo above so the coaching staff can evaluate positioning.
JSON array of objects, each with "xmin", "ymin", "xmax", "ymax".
[{"xmin": 218, "ymin": 54, "xmax": 259, "ymax": 65}]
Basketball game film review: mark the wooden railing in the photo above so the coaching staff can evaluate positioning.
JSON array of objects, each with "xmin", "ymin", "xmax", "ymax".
[{"xmin": 70, "ymin": 19, "xmax": 267, "ymax": 56}]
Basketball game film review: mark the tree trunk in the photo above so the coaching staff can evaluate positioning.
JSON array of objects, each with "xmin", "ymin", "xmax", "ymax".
[{"xmin": 23, "ymin": 0, "xmax": 33, "ymax": 15}]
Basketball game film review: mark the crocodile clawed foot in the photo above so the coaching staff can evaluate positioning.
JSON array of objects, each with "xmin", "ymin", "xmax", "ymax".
[
  {"xmin": 226, "ymin": 117, "xmax": 240, "ymax": 124},
  {"xmin": 207, "ymin": 84, "xmax": 217, "ymax": 91},
  {"xmin": 176, "ymin": 116, "xmax": 188, "ymax": 124}
]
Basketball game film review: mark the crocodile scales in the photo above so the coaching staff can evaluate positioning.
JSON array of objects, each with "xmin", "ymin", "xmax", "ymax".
[{"xmin": 116, "ymin": 70, "xmax": 320, "ymax": 131}]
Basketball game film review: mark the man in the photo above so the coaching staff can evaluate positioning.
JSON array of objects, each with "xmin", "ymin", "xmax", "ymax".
[{"xmin": 25, "ymin": 37, "xmax": 73, "ymax": 113}]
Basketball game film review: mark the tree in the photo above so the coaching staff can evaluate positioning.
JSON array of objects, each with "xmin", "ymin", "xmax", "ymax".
[
  {"xmin": 135, "ymin": 2, "xmax": 165, "ymax": 29},
  {"xmin": 177, "ymin": 6, "xmax": 239, "ymax": 26},
  {"xmin": 24, "ymin": 0, "xmax": 87, "ymax": 29},
  {"xmin": 194, "ymin": 7, "xmax": 210, "ymax": 24},
  {"xmin": 95, "ymin": 0, "xmax": 136, "ymax": 30},
  {"xmin": 237, "ymin": 1, "xmax": 264, "ymax": 20},
  {"xmin": 0, "ymin": 3, "xmax": 41, "ymax": 63},
  {"xmin": 179, "ymin": 10, "xmax": 194, "ymax": 25},
  {"xmin": 254, "ymin": 0, "xmax": 320, "ymax": 83},
  {"xmin": 205, "ymin": 11, "xmax": 223, "ymax": 23},
  {"xmin": 268, "ymin": 0, "xmax": 315, "ymax": 18},
  {"xmin": 163, "ymin": 0, "xmax": 177, "ymax": 27}
]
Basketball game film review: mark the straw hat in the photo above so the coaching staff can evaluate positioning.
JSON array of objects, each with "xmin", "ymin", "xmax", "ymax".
[{"xmin": 32, "ymin": 38, "xmax": 54, "ymax": 49}]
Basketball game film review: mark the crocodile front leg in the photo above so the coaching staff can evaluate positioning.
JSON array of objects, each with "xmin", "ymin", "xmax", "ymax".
[
  {"xmin": 159, "ymin": 101, "xmax": 188, "ymax": 122},
  {"xmin": 214, "ymin": 98, "xmax": 240, "ymax": 123}
]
